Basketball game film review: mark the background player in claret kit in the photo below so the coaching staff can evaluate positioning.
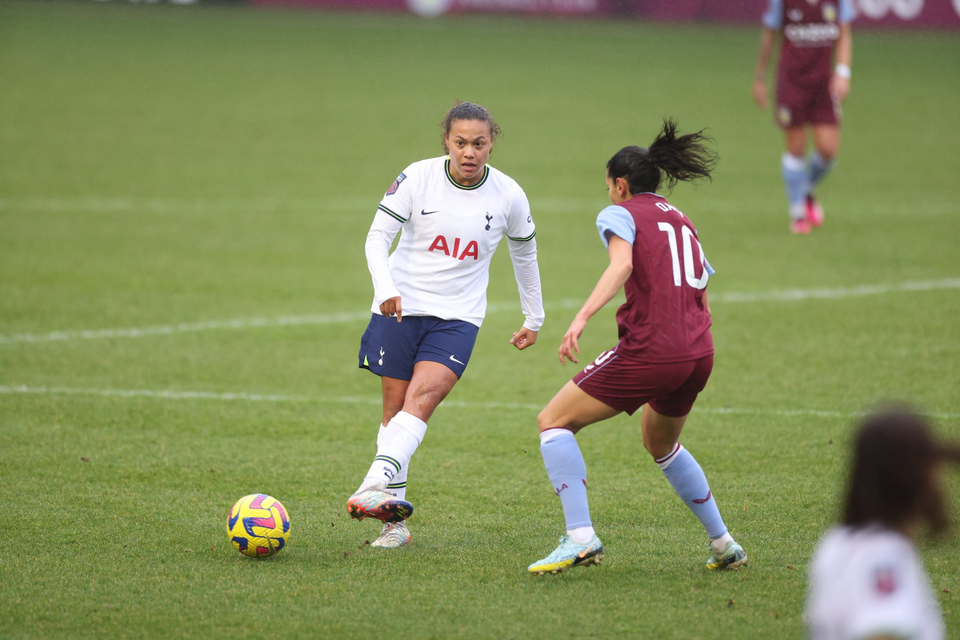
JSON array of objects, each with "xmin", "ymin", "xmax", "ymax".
[
  {"xmin": 753, "ymin": 0, "xmax": 854, "ymax": 234},
  {"xmin": 346, "ymin": 102, "xmax": 545, "ymax": 549},
  {"xmin": 527, "ymin": 120, "xmax": 746, "ymax": 576},
  {"xmin": 806, "ymin": 407, "xmax": 959, "ymax": 640}
]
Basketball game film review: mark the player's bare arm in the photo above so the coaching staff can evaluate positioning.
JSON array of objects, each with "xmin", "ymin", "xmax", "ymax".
[
  {"xmin": 753, "ymin": 27, "xmax": 777, "ymax": 109},
  {"xmin": 559, "ymin": 234, "xmax": 633, "ymax": 365},
  {"xmin": 831, "ymin": 23, "xmax": 852, "ymax": 102}
]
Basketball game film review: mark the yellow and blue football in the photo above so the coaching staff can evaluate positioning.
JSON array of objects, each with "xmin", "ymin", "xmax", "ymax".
[{"xmin": 227, "ymin": 494, "xmax": 290, "ymax": 558}]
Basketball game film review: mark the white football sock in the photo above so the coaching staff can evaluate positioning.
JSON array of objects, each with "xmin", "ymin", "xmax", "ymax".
[
  {"xmin": 359, "ymin": 411, "xmax": 427, "ymax": 493},
  {"xmin": 711, "ymin": 532, "xmax": 734, "ymax": 555},
  {"xmin": 568, "ymin": 526, "xmax": 596, "ymax": 544},
  {"xmin": 383, "ymin": 425, "xmax": 409, "ymax": 501}
]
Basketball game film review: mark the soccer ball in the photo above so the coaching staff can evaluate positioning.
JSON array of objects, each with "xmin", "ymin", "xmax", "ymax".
[{"xmin": 227, "ymin": 494, "xmax": 290, "ymax": 558}]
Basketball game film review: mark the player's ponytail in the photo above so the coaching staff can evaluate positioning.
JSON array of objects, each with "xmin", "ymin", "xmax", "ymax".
[{"xmin": 607, "ymin": 118, "xmax": 718, "ymax": 195}]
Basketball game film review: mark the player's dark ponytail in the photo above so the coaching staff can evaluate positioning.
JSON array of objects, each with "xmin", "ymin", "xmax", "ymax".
[{"xmin": 607, "ymin": 118, "xmax": 718, "ymax": 195}]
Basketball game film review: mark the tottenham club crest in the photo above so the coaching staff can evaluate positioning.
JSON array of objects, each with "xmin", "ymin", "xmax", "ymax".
[{"xmin": 385, "ymin": 172, "xmax": 407, "ymax": 196}]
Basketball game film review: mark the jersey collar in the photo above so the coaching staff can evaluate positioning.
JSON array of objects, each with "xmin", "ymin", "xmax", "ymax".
[{"xmin": 445, "ymin": 158, "xmax": 489, "ymax": 190}]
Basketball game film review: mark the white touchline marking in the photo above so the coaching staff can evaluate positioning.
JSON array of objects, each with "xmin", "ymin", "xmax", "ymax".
[
  {"xmin": 2, "ymin": 196, "xmax": 956, "ymax": 216},
  {"xmin": 708, "ymin": 278, "xmax": 960, "ymax": 303},
  {"xmin": 0, "ymin": 384, "xmax": 314, "ymax": 403},
  {"xmin": 1, "ymin": 278, "xmax": 959, "ymax": 346},
  {"xmin": 1, "ymin": 385, "xmax": 957, "ymax": 420},
  {"xmin": 0, "ymin": 312, "xmax": 372, "ymax": 345},
  {"xmin": 0, "ymin": 197, "xmax": 374, "ymax": 214}
]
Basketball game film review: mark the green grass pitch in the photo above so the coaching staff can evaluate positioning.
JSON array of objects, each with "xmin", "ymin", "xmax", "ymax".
[{"xmin": 1, "ymin": 2, "xmax": 958, "ymax": 637}]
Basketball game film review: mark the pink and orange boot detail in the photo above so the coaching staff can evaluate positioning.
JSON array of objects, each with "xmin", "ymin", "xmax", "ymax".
[{"xmin": 347, "ymin": 490, "xmax": 413, "ymax": 523}]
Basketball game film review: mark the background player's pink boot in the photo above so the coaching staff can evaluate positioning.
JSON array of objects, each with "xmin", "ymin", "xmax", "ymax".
[
  {"xmin": 790, "ymin": 219, "xmax": 812, "ymax": 234},
  {"xmin": 806, "ymin": 195, "xmax": 824, "ymax": 227}
]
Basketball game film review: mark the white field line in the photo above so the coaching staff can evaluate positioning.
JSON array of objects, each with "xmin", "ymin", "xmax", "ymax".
[
  {"xmin": 710, "ymin": 278, "xmax": 960, "ymax": 303},
  {"xmin": 0, "ymin": 312, "xmax": 372, "ymax": 345},
  {"xmin": 2, "ymin": 196, "xmax": 956, "ymax": 217},
  {"xmin": 0, "ymin": 385, "xmax": 312, "ymax": 403},
  {"xmin": 0, "ymin": 197, "xmax": 603, "ymax": 215},
  {"xmin": 2, "ymin": 384, "xmax": 958, "ymax": 420},
  {"xmin": 0, "ymin": 197, "xmax": 372, "ymax": 214},
  {"xmin": 1, "ymin": 278, "xmax": 958, "ymax": 347}
]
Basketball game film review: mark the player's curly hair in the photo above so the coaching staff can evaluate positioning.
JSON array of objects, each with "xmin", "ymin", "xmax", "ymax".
[
  {"xmin": 440, "ymin": 101, "xmax": 503, "ymax": 154},
  {"xmin": 842, "ymin": 406, "xmax": 960, "ymax": 535},
  {"xmin": 607, "ymin": 118, "xmax": 717, "ymax": 195}
]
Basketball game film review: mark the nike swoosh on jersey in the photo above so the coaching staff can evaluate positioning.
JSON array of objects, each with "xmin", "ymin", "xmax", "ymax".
[
  {"xmin": 449, "ymin": 355, "xmax": 465, "ymax": 365},
  {"xmin": 421, "ymin": 209, "xmax": 439, "ymax": 215}
]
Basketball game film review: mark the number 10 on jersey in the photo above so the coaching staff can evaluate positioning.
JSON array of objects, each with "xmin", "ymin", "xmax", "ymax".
[{"xmin": 657, "ymin": 222, "xmax": 709, "ymax": 290}]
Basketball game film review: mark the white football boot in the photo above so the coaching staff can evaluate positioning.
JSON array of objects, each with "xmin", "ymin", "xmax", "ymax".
[{"xmin": 370, "ymin": 521, "xmax": 411, "ymax": 548}]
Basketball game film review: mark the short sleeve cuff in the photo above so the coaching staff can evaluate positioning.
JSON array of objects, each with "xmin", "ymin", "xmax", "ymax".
[
  {"xmin": 596, "ymin": 205, "xmax": 636, "ymax": 249},
  {"xmin": 839, "ymin": 0, "xmax": 856, "ymax": 23},
  {"xmin": 761, "ymin": 0, "xmax": 783, "ymax": 29}
]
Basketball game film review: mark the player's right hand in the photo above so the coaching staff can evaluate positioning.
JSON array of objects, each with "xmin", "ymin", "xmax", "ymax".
[
  {"xmin": 752, "ymin": 79, "xmax": 768, "ymax": 109},
  {"xmin": 379, "ymin": 296, "xmax": 402, "ymax": 322},
  {"xmin": 558, "ymin": 317, "xmax": 587, "ymax": 365},
  {"xmin": 830, "ymin": 74, "xmax": 850, "ymax": 103}
]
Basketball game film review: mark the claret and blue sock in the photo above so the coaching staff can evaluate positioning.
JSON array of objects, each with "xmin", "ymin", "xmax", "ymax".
[
  {"xmin": 531, "ymin": 428, "xmax": 745, "ymax": 572},
  {"xmin": 528, "ymin": 428, "xmax": 604, "ymax": 574},
  {"xmin": 539, "ymin": 428, "xmax": 595, "ymax": 543},
  {"xmin": 656, "ymin": 442, "xmax": 746, "ymax": 569},
  {"xmin": 808, "ymin": 151, "xmax": 835, "ymax": 189},
  {"xmin": 781, "ymin": 152, "xmax": 809, "ymax": 222}
]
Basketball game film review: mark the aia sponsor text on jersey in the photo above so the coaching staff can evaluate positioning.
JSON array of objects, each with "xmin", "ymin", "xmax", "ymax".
[{"xmin": 428, "ymin": 235, "xmax": 480, "ymax": 261}]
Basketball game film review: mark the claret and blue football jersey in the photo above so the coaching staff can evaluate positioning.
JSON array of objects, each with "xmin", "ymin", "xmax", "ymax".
[{"xmin": 594, "ymin": 193, "xmax": 715, "ymax": 363}]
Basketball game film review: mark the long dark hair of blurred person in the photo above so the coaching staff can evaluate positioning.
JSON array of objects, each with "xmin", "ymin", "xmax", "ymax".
[{"xmin": 806, "ymin": 406, "xmax": 959, "ymax": 640}]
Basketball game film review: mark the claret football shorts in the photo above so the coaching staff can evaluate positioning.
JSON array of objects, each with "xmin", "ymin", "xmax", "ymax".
[
  {"xmin": 358, "ymin": 313, "xmax": 479, "ymax": 380},
  {"xmin": 775, "ymin": 81, "xmax": 840, "ymax": 128},
  {"xmin": 572, "ymin": 349, "xmax": 713, "ymax": 417}
]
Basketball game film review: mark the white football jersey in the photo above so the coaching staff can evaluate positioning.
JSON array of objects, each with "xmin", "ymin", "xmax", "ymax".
[
  {"xmin": 365, "ymin": 156, "xmax": 544, "ymax": 330},
  {"xmin": 807, "ymin": 525, "xmax": 944, "ymax": 640}
]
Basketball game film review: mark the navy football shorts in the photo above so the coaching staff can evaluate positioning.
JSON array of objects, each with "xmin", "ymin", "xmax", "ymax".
[{"xmin": 358, "ymin": 314, "xmax": 479, "ymax": 380}]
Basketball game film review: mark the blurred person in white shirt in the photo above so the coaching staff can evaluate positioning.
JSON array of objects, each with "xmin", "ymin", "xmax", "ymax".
[{"xmin": 807, "ymin": 406, "xmax": 959, "ymax": 640}]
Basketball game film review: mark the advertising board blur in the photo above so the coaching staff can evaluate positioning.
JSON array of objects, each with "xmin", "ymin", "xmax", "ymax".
[
  {"xmin": 251, "ymin": 0, "xmax": 960, "ymax": 29},
  {"xmin": 853, "ymin": 0, "xmax": 960, "ymax": 27}
]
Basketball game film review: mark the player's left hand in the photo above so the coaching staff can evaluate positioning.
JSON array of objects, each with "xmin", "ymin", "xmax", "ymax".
[
  {"xmin": 830, "ymin": 74, "xmax": 850, "ymax": 102},
  {"xmin": 509, "ymin": 327, "xmax": 538, "ymax": 351}
]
